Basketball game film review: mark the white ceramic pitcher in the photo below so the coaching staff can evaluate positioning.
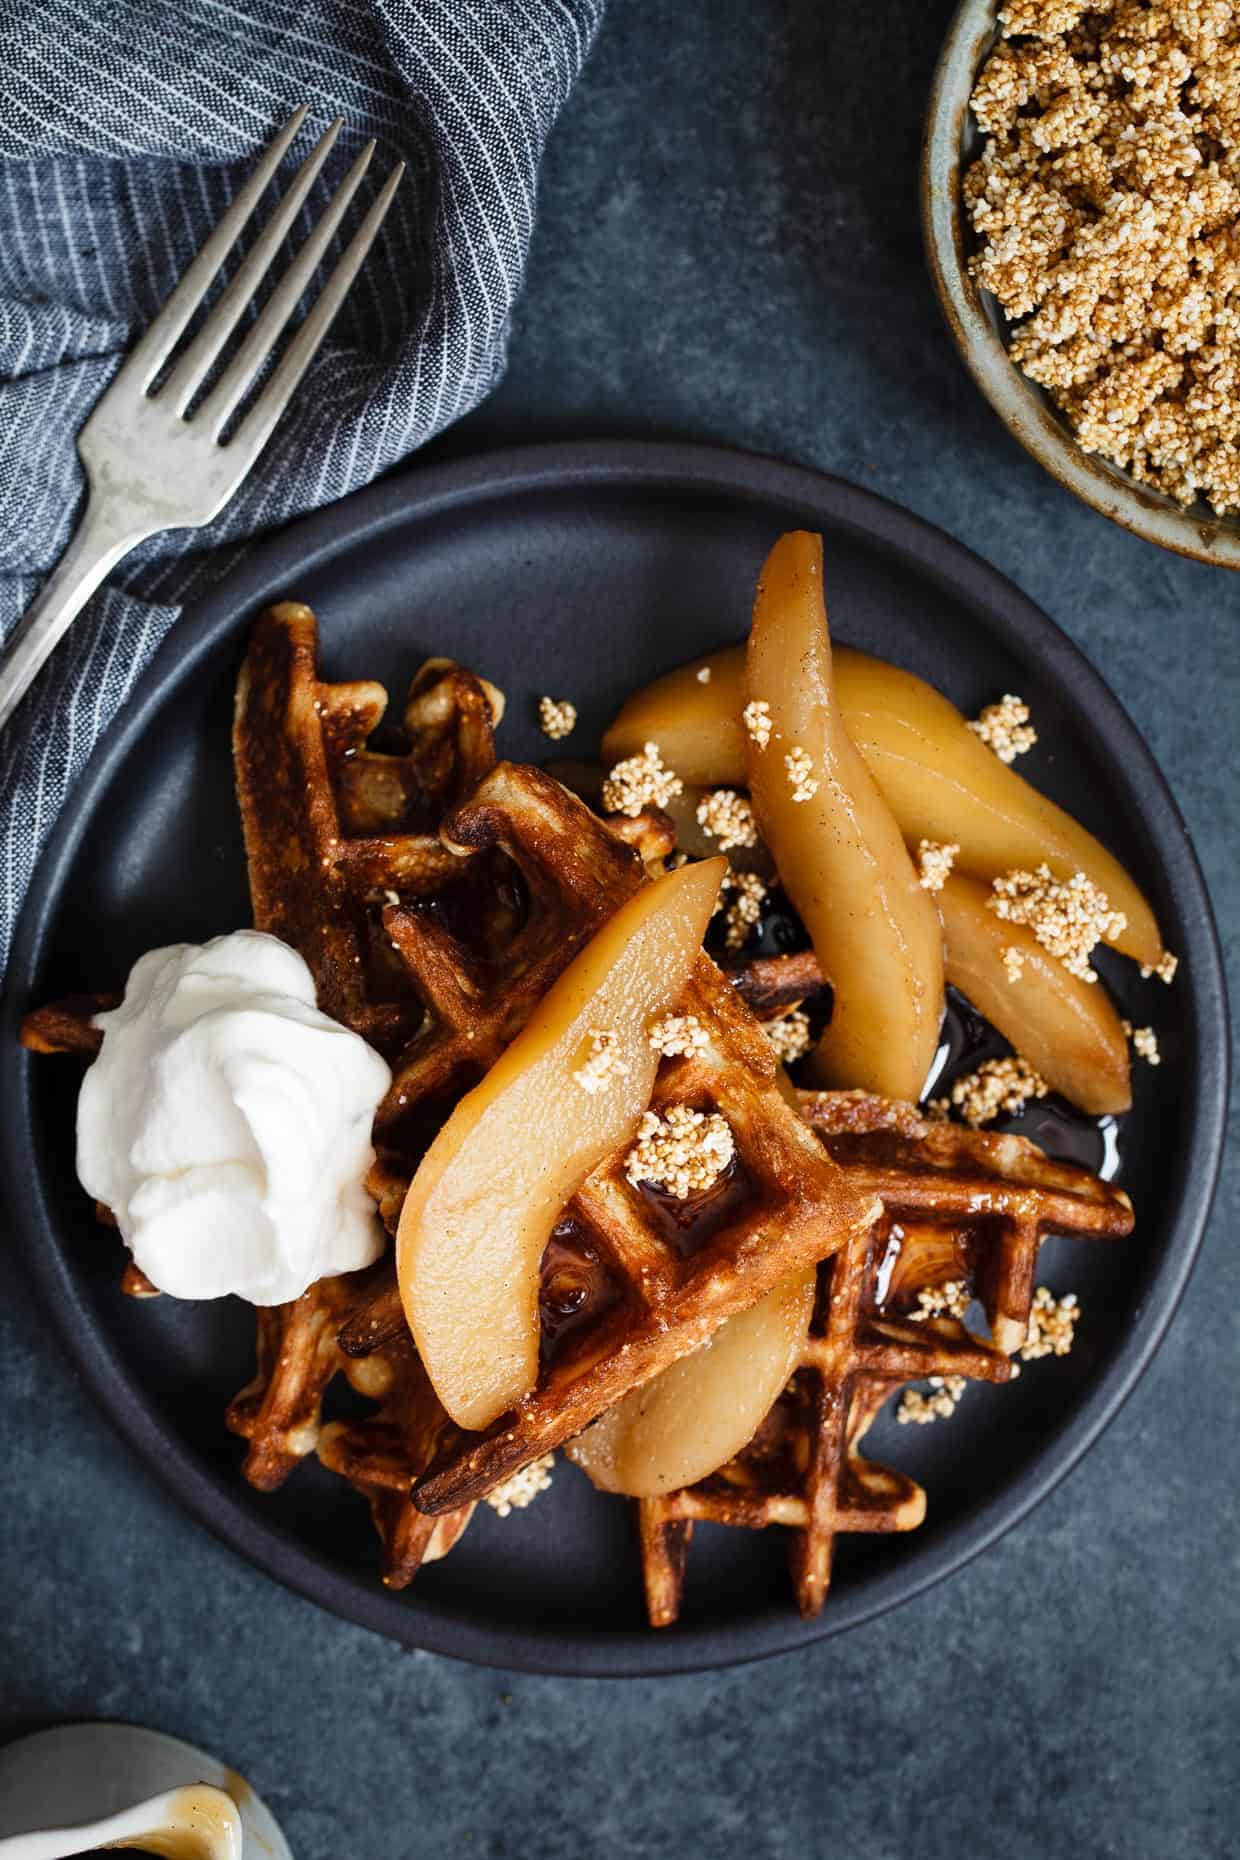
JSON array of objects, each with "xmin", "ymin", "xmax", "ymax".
[
  {"xmin": 0, "ymin": 1725, "xmax": 291, "ymax": 1860},
  {"xmin": 0, "ymin": 1782, "xmax": 241, "ymax": 1860}
]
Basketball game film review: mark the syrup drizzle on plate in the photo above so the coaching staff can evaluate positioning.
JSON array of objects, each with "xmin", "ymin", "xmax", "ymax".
[
  {"xmin": 930, "ymin": 987, "xmax": 1122, "ymax": 1181},
  {"xmin": 717, "ymin": 884, "xmax": 1125, "ymax": 1184}
]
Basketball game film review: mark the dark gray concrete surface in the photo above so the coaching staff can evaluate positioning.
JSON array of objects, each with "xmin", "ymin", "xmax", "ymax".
[{"xmin": 3, "ymin": 3, "xmax": 1237, "ymax": 1855}]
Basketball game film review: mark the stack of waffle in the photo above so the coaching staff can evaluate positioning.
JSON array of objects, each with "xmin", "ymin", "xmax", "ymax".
[{"xmin": 22, "ymin": 603, "xmax": 1134, "ymax": 1622}]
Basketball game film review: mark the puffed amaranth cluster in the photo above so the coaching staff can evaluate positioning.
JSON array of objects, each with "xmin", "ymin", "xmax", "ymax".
[{"xmin": 965, "ymin": 0, "xmax": 1240, "ymax": 514}]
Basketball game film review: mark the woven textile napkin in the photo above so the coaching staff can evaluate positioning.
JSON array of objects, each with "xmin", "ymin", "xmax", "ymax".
[{"xmin": 0, "ymin": 0, "xmax": 602, "ymax": 970}]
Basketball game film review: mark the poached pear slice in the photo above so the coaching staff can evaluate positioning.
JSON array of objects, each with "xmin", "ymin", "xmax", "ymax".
[
  {"xmin": 832, "ymin": 649, "xmax": 1161, "ymax": 968},
  {"xmin": 397, "ymin": 856, "xmax": 726, "ymax": 1432},
  {"xmin": 939, "ymin": 874, "xmax": 1132, "ymax": 1115},
  {"xmin": 565, "ymin": 1265, "xmax": 815, "ymax": 1497},
  {"xmin": 602, "ymin": 647, "xmax": 747, "ymax": 786},
  {"xmin": 601, "ymin": 644, "xmax": 1163, "ymax": 968},
  {"xmin": 746, "ymin": 531, "xmax": 945, "ymax": 1101}
]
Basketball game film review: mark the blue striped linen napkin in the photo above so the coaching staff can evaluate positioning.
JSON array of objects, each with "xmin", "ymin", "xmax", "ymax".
[{"xmin": 0, "ymin": 0, "xmax": 603, "ymax": 971}]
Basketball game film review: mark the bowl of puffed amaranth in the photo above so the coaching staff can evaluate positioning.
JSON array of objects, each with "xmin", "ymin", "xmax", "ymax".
[{"xmin": 923, "ymin": 0, "xmax": 1240, "ymax": 568}]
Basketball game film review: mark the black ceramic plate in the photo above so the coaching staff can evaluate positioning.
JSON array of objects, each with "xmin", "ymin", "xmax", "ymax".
[{"xmin": 1, "ymin": 441, "xmax": 1227, "ymax": 1676}]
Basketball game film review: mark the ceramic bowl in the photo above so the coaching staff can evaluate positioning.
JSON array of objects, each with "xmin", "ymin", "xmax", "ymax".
[{"xmin": 922, "ymin": 0, "xmax": 1240, "ymax": 569}]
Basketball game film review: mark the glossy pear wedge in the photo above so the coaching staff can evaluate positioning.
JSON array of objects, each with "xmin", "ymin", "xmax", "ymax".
[
  {"xmin": 833, "ymin": 649, "xmax": 1161, "ymax": 968},
  {"xmin": 938, "ymin": 874, "xmax": 1131, "ymax": 1115},
  {"xmin": 397, "ymin": 857, "xmax": 726, "ymax": 1431},
  {"xmin": 747, "ymin": 531, "xmax": 945, "ymax": 1100},
  {"xmin": 602, "ymin": 647, "xmax": 747, "ymax": 785},
  {"xmin": 602, "ymin": 646, "xmax": 1163, "ymax": 968},
  {"xmin": 565, "ymin": 1267, "xmax": 815, "ymax": 1497}
]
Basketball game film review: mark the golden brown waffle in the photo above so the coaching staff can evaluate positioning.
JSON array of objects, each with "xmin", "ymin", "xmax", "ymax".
[
  {"xmin": 636, "ymin": 1089, "xmax": 1134, "ymax": 1627},
  {"xmin": 22, "ymin": 605, "xmax": 508, "ymax": 1584},
  {"xmin": 23, "ymin": 610, "xmax": 514, "ymax": 1259},
  {"xmin": 22, "ymin": 624, "xmax": 675, "ymax": 1240},
  {"xmin": 23, "ymin": 604, "xmax": 511, "ymax": 1236},
  {"xmin": 233, "ymin": 601, "xmax": 503, "ymax": 1061},
  {"xmin": 317, "ymin": 1358, "xmax": 476, "ymax": 1587},
  {"xmin": 366, "ymin": 758, "xmax": 676, "ymax": 1231},
  {"xmin": 225, "ymin": 1262, "xmax": 472, "ymax": 1587},
  {"xmin": 801, "ymin": 1088, "xmax": 1134, "ymax": 1352},
  {"xmin": 21, "ymin": 646, "xmax": 784, "ymax": 1582},
  {"xmin": 400, "ymin": 767, "xmax": 879, "ymax": 1514},
  {"xmin": 20, "ymin": 622, "xmax": 1136, "ymax": 1622},
  {"xmin": 227, "ymin": 608, "xmax": 531, "ymax": 1579},
  {"xmin": 226, "ymin": 1261, "xmax": 390, "ymax": 1491},
  {"xmin": 19, "ymin": 994, "xmax": 115, "ymax": 1055},
  {"xmin": 723, "ymin": 949, "xmax": 822, "ymax": 1020}
]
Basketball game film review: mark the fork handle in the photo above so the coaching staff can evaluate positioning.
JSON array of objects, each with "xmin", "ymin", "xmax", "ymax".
[{"xmin": 0, "ymin": 497, "xmax": 154, "ymax": 734}]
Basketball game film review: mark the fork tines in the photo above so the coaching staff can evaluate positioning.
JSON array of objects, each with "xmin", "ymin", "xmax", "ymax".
[{"xmin": 120, "ymin": 106, "xmax": 403, "ymax": 454}]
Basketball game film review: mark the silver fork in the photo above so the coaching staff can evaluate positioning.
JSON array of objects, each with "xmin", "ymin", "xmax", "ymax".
[{"xmin": 0, "ymin": 106, "xmax": 403, "ymax": 732}]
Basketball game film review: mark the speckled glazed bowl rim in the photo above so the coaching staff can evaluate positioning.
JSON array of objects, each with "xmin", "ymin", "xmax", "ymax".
[
  {"xmin": 0, "ymin": 441, "xmax": 1228, "ymax": 1677},
  {"xmin": 922, "ymin": 0, "xmax": 1240, "ymax": 570}
]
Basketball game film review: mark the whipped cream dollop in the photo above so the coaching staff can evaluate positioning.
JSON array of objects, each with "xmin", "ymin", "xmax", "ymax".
[{"xmin": 76, "ymin": 931, "xmax": 391, "ymax": 1304}]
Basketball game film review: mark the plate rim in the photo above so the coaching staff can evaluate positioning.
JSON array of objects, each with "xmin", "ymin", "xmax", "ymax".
[{"xmin": 1, "ymin": 437, "xmax": 1229, "ymax": 1677}]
